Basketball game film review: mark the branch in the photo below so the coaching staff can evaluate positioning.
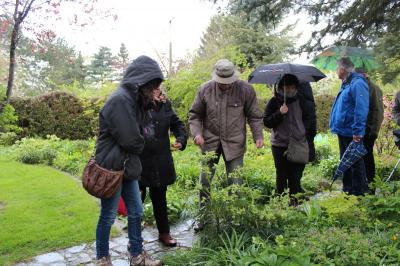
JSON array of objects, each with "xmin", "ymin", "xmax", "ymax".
[{"xmin": 20, "ymin": 0, "xmax": 36, "ymax": 21}]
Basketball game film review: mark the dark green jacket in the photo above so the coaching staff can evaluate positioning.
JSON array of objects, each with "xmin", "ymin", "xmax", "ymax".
[
  {"xmin": 366, "ymin": 80, "xmax": 383, "ymax": 139},
  {"xmin": 393, "ymin": 91, "xmax": 400, "ymax": 126}
]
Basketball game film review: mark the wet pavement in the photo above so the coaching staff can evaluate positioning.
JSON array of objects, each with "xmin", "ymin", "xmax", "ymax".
[{"xmin": 15, "ymin": 219, "xmax": 196, "ymax": 266}]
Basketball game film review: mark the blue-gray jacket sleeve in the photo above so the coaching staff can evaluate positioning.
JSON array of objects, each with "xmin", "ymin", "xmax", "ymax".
[{"xmin": 351, "ymin": 80, "xmax": 369, "ymax": 136}]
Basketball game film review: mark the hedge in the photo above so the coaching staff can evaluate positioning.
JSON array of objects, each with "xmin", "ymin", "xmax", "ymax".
[{"xmin": 10, "ymin": 91, "xmax": 105, "ymax": 140}]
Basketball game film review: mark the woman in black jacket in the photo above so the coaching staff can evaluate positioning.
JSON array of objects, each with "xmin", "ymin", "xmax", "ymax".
[
  {"xmin": 139, "ymin": 88, "xmax": 187, "ymax": 247},
  {"xmin": 263, "ymin": 74, "xmax": 316, "ymax": 197},
  {"xmin": 95, "ymin": 56, "xmax": 162, "ymax": 266}
]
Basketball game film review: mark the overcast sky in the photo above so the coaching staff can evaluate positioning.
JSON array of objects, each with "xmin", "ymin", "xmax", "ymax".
[
  {"xmin": 54, "ymin": 0, "xmax": 219, "ymax": 62},
  {"xmin": 52, "ymin": 0, "xmax": 316, "ymax": 64}
]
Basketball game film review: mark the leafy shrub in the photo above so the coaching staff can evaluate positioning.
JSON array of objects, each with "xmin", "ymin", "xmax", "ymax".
[
  {"xmin": 318, "ymin": 157, "xmax": 339, "ymax": 178},
  {"xmin": 18, "ymin": 149, "xmax": 43, "ymax": 164},
  {"xmin": 314, "ymin": 94, "xmax": 335, "ymax": 133},
  {"xmin": 0, "ymin": 102, "xmax": 22, "ymax": 146},
  {"xmin": 362, "ymin": 179, "xmax": 400, "ymax": 221},
  {"xmin": 10, "ymin": 91, "xmax": 104, "ymax": 140},
  {"xmin": 375, "ymin": 154, "xmax": 400, "ymax": 180},
  {"xmin": 0, "ymin": 132, "xmax": 18, "ymax": 146},
  {"xmin": 12, "ymin": 136, "xmax": 93, "ymax": 175}
]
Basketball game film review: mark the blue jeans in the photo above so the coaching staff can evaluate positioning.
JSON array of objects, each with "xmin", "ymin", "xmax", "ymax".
[
  {"xmin": 96, "ymin": 179, "xmax": 143, "ymax": 259},
  {"xmin": 338, "ymin": 135, "xmax": 368, "ymax": 196}
]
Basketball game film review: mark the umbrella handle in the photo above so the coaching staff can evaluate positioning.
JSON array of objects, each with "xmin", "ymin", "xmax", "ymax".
[{"xmin": 282, "ymin": 74, "xmax": 286, "ymax": 104}]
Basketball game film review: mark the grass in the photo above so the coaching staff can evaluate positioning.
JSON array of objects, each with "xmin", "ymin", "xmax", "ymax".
[{"xmin": 0, "ymin": 160, "xmax": 100, "ymax": 265}]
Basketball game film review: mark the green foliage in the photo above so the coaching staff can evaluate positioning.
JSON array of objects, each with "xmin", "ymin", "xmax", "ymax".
[
  {"xmin": 314, "ymin": 94, "xmax": 336, "ymax": 133},
  {"xmin": 14, "ymin": 36, "xmax": 88, "ymax": 95},
  {"xmin": 10, "ymin": 91, "xmax": 101, "ymax": 140},
  {"xmin": 10, "ymin": 136, "xmax": 93, "ymax": 175},
  {"xmin": 88, "ymin": 46, "xmax": 116, "ymax": 85},
  {"xmin": 198, "ymin": 14, "xmax": 294, "ymax": 67},
  {"xmin": 375, "ymin": 155, "xmax": 400, "ymax": 180},
  {"xmin": 0, "ymin": 93, "xmax": 22, "ymax": 145},
  {"xmin": 363, "ymin": 179, "xmax": 400, "ymax": 221},
  {"xmin": 318, "ymin": 157, "xmax": 339, "ymax": 179}
]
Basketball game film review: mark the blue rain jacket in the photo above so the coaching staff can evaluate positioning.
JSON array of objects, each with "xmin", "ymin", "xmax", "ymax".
[{"xmin": 330, "ymin": 72, "xmax": 369, "ymax": 137}]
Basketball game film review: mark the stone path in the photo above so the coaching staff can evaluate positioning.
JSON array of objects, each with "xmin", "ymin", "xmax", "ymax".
[{"xmin": 16, "ymin": 219, "xmax": 196, "ymax": 266}]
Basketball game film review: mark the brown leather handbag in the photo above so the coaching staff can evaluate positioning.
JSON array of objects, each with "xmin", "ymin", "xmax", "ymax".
[{"xmin": 82, "ymin": 158, "xmax": 124, "ymax": 199}]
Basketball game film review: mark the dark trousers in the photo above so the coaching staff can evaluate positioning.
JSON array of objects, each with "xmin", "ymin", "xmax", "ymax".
[
  {"xmin": 271, "ymin": 146, "xmax": 305, "ymax": 195},
  {"xmin": 338, "ymin": 135, "xmax": 368, "ymax": 196},
  {"xmin": 199, "ymin": 145, "xmax": 244, "ymax": 207},
  {"xmin": 363, "ymin": 135, "xmax": 377, "ymax": 184},
  {"xmin": 140, "ymin": 184, "xmax": 169, "ymax": 234}
]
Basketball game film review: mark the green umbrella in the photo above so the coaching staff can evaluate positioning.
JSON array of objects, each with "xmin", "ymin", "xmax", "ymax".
[{"xmin": 311, "ymin": 46, "xmax": 380, "ymax": 71}]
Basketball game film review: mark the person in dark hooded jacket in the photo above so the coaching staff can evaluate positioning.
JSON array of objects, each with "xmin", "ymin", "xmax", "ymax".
[
  {"xmin": 263, "ymin": 74, "xmax": 316, "ymax": 198},
  {"xmin": 138, "ymin": 87, "xmax": 187, "ymax": 247},
  {"xmin": 94, "ymin": 55, "xmax": 162, "ymax": 266}
]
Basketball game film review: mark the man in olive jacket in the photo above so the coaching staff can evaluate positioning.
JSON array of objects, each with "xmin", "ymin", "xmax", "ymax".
[
  {"xmin": 189, "ymin": 59, "xmax": 264, "ymax": 211},
  {"xmin": 356, "ymin": 68, "xmax": 384, "ymax": 185}
]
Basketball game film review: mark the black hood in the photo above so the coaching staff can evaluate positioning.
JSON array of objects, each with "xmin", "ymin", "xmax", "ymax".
[
  {"xmin": 120, "ymin": 55, "xmax": 164, "ymax": 91},
  {"xmin": 274, "ymin": 85, "xmax": 298, "ymax": 104}
]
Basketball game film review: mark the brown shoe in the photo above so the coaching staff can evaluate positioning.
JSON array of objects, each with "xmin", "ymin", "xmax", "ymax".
[
  {"xmin": 158, "ymin": 233, "xmax": 177, "ymax": 247},
  {"xmin": 96, "ymin": 255, "xmax": 113, "ymax": 266},
  {"xmin": 129, "ymin": 251, "xmax": 162, "ymax": 266}
]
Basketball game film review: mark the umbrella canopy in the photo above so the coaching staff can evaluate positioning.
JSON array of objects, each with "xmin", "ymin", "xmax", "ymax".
[
  {"xmin": 248, "ymin": 63, "xmax": 326, "ymax": 85},
  {"xmin": 311, "ymin": 46, "xmax": 380, "ymax": 71},
  {"xmin": 332, "ymin": 141, "xmax": 367, "ymax": 183}
]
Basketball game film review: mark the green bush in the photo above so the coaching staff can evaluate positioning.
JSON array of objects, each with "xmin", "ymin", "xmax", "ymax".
[
  {"xmin": 19, "ymin": 149, "xmax": 43, "ymax": 164},
  {"xmin": 314, "ymin": 94, "xmax": 335, "ymax": 133},
  {"xmin": 12, "ymin": 136, "xmax": 93, "ymax": 175},
  {"xmin": 318, "ymin": 157, "xmax": 339, "ymax": 179},
  {"xmin": 10, "ymin": 91, "xmax": 104, "ymax": 140}
]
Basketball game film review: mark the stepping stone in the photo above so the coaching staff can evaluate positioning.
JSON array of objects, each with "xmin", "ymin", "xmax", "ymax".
[
  {"xmin": 66, "ymin": 244, "xmax": 86, "ymax": 254},
  {"xmin": 112, "ymin": 259, "xmax": 129, "ymax": 266},
  {"xmin": 34, "ymin": 252, "xmax": 65, "ymax": 264}
]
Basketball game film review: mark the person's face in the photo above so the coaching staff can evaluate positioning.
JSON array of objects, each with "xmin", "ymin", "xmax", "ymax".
[
  {"xmin": 217, "ymin": 83, "xmax": 231, "ymax": 91},
  {"xmin": 336, "ymin": 65, "xmax": 347, "ymax": 80},
  {"xmin": 282, "ymin": 84, "xmax": 297, "ymax": 97},
  {"xmin": 152, "ymin": 86, "xmax": 162, "ymax": 100},
  {"xmin": 142, "ymin": 84, "xmax": 160, "ymax": 100}
]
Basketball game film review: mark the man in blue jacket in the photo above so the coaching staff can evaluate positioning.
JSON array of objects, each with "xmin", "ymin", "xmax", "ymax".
[{"xmin": 330, "ymin": 57, "xmax": 369, "ymax": 196}]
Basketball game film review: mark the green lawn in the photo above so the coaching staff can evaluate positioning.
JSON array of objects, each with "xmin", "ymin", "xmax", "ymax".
[{"xmin": 0, "ymin": 160, "xmax": 100, "ymax": 265}]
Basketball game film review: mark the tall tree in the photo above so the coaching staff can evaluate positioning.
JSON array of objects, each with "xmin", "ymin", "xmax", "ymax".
[
  {"xmin": 210, "ymin": 0, "xmax": 398, "ymax": 50},
  {"xmin": 198, "ymin": 14, "xmax": 294, "ymax": 67},
  {"xmin": 0, "ymin": 0, "xmax": 115, "ymax": 101},
  {"xmin": 117, "ymin": 43, "xmax": 130, "ymax": 71},
  {"xmin": 88, "ymin": 46, "xmax": 114, "ymax": 85}
]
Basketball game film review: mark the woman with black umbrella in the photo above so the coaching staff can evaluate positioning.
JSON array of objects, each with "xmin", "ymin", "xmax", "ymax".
[{"xmin": 263, "ymin": 74, "xmax": 316, "ymax": 201}]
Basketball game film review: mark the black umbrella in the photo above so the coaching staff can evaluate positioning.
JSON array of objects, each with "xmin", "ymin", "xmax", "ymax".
[{"xmin": 248, "ymin": 63, "xmax": 326, "ymax": 85}]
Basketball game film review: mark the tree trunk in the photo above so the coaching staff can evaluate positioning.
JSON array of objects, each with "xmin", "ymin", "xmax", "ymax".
[{"xmin": 6, "ymin": 22, "xmax": 19, "ymax": 102}]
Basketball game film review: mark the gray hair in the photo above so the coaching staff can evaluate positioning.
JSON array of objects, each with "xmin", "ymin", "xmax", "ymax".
[{"xmin": 337, "ymin": 57, "xmax": 355, "ymax": 72}]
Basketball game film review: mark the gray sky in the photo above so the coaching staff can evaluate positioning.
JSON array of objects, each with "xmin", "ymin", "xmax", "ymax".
[
  {"xmin": 55, "ymin": 0, "xmax": 219, "ymax": 61},
  {"xmin": 52, "ymin": 0, "xmax": 319, "ymax": 64}
]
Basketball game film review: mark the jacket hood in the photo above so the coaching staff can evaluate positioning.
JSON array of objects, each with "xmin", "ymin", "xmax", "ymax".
[
  {"xmin": 344, "ymin": 72, "xmax": 367, "ymax": 85},
  {"xmin": 120, "ymin": 55, "xmax": 164, "ymax": 91},
  {"xmin": 274, "ymin": 85, "xmax": 298, "ymax": 104}
]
